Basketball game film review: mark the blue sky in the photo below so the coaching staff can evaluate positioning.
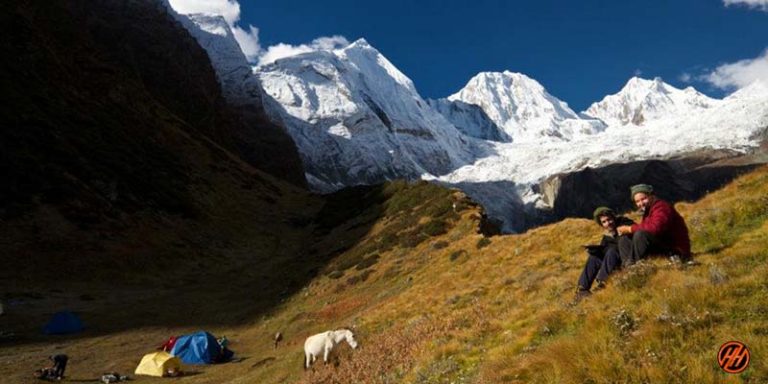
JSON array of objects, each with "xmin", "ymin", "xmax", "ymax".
[{"xmin": 171, "ymin": 0, "xmax": 768, "ymax": 112}]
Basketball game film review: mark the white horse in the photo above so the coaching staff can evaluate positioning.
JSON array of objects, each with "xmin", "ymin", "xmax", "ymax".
[{"xmin": 303, "ymin": 329, "xmax": 358, "ymax": 369}]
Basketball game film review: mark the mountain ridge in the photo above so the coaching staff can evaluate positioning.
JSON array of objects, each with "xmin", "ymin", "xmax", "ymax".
[{"xmin": 168, "ymin": 5, "xmax": 768, "ymax": 232}]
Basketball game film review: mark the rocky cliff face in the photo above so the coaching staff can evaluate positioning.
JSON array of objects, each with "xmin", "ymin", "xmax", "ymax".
[
  {"xmin": 426, "ymin": 98, "xmax": 510, "ymax": 142},
  {"xmin": 82, "ymin": 0, "xmax": 305, "ymax": 187},
  {"xmin": 538, "ymin": 149, "xmax": 767, "ymax": 221},
  {"xmin": 163, "ymin": 9, "xmax": 306, "ymax": 187},
  {"xmin": 0, "ymin": 0, "xmax": 312, "ymax": 281}
]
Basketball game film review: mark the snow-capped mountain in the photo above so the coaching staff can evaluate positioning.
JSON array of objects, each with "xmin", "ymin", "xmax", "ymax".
[
  {"xmin": 166, "ymin": 1, "xmax": 768, "ymax": 231},
  {"xmin": 256, "ymin": 39, "xmax": 486, "ymax": 191},
  {"xmin": 584, "ymin": 76, "xmax": 719, "ymax": 126},
  {"xmin": 425, "ymin": 98, "xmax": 509, "ymax": 142},
  {"xmin": 166, "ymin": 10, "xmax": 265, "ymax": 109},
  {"xmin": 446, "ymin": 71, "xmax": 606, "ymax": 142},
  {"xmin": 433, "ymin": 78, "xmax": 768, "ymax": 231}
]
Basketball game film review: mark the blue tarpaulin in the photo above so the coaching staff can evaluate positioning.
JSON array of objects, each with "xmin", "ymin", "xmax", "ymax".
[
  {"xmin": 43, "ymin": 311, "xmax": 83, "ymax": 335},
  {"xmin": 170, "ymin": 331, "xmax": 221, "ymax": 364}
]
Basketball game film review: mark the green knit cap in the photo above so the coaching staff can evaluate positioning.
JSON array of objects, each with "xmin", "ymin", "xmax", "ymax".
[
  {"xmin": 592, "ymin": 206, "xmax": 616, "ymax": 224},
  {"xmin": 630, "ymin": 183, "xmax": 654, "ymax": 199}
]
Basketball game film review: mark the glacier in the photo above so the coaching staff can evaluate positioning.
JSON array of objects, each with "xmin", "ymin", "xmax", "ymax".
[{"xmin": 167, "ymin": 4, "xmax": 768, "ymax": 232}]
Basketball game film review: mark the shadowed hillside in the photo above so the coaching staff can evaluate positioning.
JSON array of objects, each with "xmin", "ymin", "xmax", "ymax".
[
  {"xmin": 0, "ymin": 0, "xmax": 324, "ymax": 347},
  {"xmin": 0, "ymin": 0, "xmax": 314, "ymax": 282}
]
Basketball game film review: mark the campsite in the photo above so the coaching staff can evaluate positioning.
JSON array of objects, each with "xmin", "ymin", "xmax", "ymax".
[
  {"xmin": 2, "ymin": 166, "xmax": 768, "ymax": 382},
  {"xmin": 3, "ymin": 0, "xmax": 768, "ymax": 383}
]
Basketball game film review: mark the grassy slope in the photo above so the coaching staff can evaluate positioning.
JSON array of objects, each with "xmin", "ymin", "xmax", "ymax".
[
  {"xmin": 2, "ymin": 167, "xmax": 767, "ymax": 383},
  {"xmin": 246, "ymin": 165, "xmax": 768, "ymax": 384}
]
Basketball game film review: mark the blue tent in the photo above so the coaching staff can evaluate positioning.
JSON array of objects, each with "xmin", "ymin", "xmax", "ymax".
[
  {"xmin": 170, "ymin": 331, "xmax": 221, "ymax": 364},
  {"xmin": 43, "ymin": 311, "xmax": 84, "ymax": 335}
]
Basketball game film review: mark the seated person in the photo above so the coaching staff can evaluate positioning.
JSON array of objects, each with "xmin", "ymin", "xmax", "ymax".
[
  {"xmin": 35, "ymin": 354, "xmax": 68, "ymax": 381},
  {"xmin": 214, "ymin": 336, "xmax": 234, "ymax": 363},
  {"xmin": 616, "ymin": 184, "xmax": 692, "ymax": 264},
  {"xmin": 33, "ymin": 367, "xmax": 56, "ymax": 380},
  {"xmin": 576, "ymin": 207, "xmax": 634, "ymax": 299}
]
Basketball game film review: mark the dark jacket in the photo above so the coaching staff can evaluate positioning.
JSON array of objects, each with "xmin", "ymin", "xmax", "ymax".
[
  {"xmin": 601, "ymin": 216, "xmax": 635, "ymax": 248},
  {"xmin": 588, "ymin": 216, "xmax": 634, "ymax": 257},
  {"xmin": 630, "ymin": 198, "xmax": 691, "ymax": 258}
]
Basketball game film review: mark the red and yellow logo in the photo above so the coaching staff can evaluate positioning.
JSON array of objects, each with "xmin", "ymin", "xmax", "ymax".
[{"xmin": 718, "ymin": 341, "xmax": 750, "ymax": 374}]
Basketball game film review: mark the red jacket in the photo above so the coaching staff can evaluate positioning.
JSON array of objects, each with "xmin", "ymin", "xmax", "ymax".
[{"xmin": 630, "ymin": 198, "xmax": 691, "ymax": 258}]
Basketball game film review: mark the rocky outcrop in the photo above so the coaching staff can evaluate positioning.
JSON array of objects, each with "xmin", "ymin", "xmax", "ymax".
[
  {"xmin": 538, "ymin": 149, "xmax": 768, "ymax": 221},
  {"xmin": 427, "ymin": 98, "xmax": 510, "ymax": 142}
]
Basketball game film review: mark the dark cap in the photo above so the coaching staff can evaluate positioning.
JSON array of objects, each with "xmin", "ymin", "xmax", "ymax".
[
  {"xmin": 592, "ymin": 206, "xmax": 615, "ymax": 224},
  {"xmin": 630, "ymin": 184, "xmax": 654, "ymax": 199}
]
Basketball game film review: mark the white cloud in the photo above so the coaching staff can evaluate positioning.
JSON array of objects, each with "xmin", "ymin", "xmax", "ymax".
[
  {"xmin": 723, "ymin": 0, "xmax": 768, "ymax": 10},
  {"xmin": 258, "ymin": 36, "xmax": 350, "ymax": 67},
  {"xmin": 232, "ymin": 25, "xmax": 261, "ymax": 62},
  {"xmin": 168, "ymin": 0, "xmax": 349, "ymax": 65},
  {"xmin": 633, "ymin": 69, "xmax": 643, "ymax": 76},
  {"xmin": 258, "ymin": 43, "xmax": 315, "ymax": 66},
  {"xmin": 679, "ymin": 72, "xmax": 692, "ymax": 83},
  {"xmin": 704, "ymin": 49, "xmax": 768, "ymax": 89},
  {"xmin": 311, "ymin": 36, "xmax": 352, "ymax": 51}
]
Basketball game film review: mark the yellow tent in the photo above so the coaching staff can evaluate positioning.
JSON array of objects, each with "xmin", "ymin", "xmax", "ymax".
[{"xmin": 134, "ymin": 351, "xmax": 182, "ymax": 377}]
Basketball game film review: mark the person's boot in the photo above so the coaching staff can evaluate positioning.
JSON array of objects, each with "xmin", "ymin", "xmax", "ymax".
[
  {"xmin": 594, "ymin": 280, "xmax": 607, "ymax": 290},
  {"xmin": 573, "ymin": 289, "xmax": 591, "ymax": 303}
]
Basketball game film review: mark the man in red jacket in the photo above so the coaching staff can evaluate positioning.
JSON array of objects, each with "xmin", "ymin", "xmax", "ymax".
[{"xmin": 616, "ymin": 184, "xmax": 691, "ymax": 265}]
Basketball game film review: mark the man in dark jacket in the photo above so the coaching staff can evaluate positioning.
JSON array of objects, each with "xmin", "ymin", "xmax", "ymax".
[
  {"xmin": 576, "ymin": 207, "xmax": 634, "ymax": 299},
  {"xmin": 616, "ymin": 184, "xmax": 691, "ymax": 264},
  {"xmin": 50, "ymin": 354, "xmax": 68, "ymax": 380}
]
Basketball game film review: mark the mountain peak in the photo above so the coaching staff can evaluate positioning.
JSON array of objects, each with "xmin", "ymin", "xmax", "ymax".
[
  {"xmin": 476, "ymin": 71, "xmax": 541, "ymax": 86},
  {"xmin": 447, "ymin": 71, "xmax": 606, "ymax": 143},
  {"xmin": 623, "ymin": 76, "xmax": 669, "ymax": 93},
  {"xmin": 585, "ymin": 76, "xmax": 717, "ymax": 126},
  {"xmin": 186, "ymin": 13, "xmax": 232, "ymax": 37},
  {"xmin": 348, "ymin": 38, "xmax": 372, "ymax": 49}
]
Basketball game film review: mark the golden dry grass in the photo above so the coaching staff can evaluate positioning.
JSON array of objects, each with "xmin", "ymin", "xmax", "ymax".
[{"xmin": 3, "ymin": 166, "xmax": 768, "ymax": 383}]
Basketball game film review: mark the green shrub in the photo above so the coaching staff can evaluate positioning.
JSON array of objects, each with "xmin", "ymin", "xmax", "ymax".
[
  {"xmin": 334, "ymin": 249, "xmax": 367, "ymax": 271},
  {"xmin": 422, "ymin": 219, "xmax": 448, "ymax": 237},
  {"xmin": 449, "ymin": 250, "xmax": 468, "ymax": 262},
  {"xmin": 399, "ymin": 229, "xmax": 428, "ymax": 248},
  {"xmin": 376, "ymin": 232, "xmax": 398, "ymax": 252},
  {"xmin": 616, "ymin": 261, "xmax": 657, "ymax": 289},
  {"xmin": 327, "ymin": 270, "xmax": 344, "ymax": 279},
  {"xmin": 356, "ymin": 254, "xmax": 380, "ymax": 270},
  {"xmin": 476, "ymin": 237, "xmax": 492, "ymax": 249},
  {"xmin": 611, "ymin": 308, "xmax": 639, "ymax": 336},
  {"xmin": 346, "ymin": 269, "xmax": 375, "ymax": 286}
]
